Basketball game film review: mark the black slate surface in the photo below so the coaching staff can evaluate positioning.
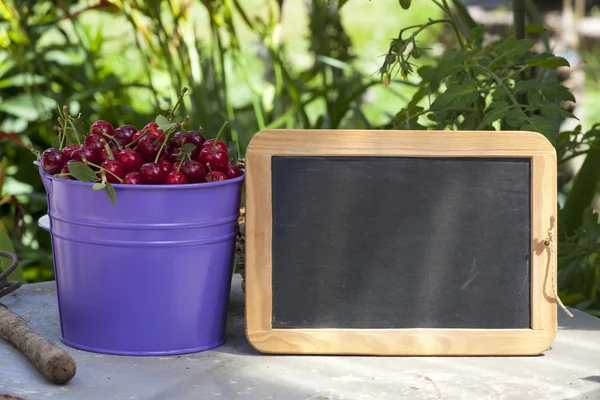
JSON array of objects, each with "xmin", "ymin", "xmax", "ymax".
[{"xmin": 271, "ymin": 156, "xmax": 531, "ymax": 329}]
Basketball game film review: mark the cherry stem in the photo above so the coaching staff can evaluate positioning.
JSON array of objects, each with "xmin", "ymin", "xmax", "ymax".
[
  {"xmin": 126, "ymin": 129, "xmax": 151, "ymax": 149},
  {"xmin": 179, "ymin": 116, "xmax": 190, "ymax": 161},
  {"xmin": 59, "ymin": 106, "xmax": 70, "ymax": 150},
  {"xmin": 99, "ymin": 138, "xmax": 115, "ymax": 160},
  {"xmin": 154, "ymin": 123, "xmax": 180, "ymax": 163},
  {"xmin": 85, "ymin": 161, "xmax": 123, "ymax": 183},
  {"xmin": 181, "ymin": 115, "xmax": 190, "ymax": 128},
  {"xmin": 67, "ymin": 119, "xmax": 82, "ymax": 146},
  {"xmin": 178, "ymin": 151, "xmax": 191, "ymax": 169},
  {"xmin": 28, "ymin": 144, "xmax": 40, "ymax": 158},
  {"xmin": 101, "ymin": 133, "xmax": 122, "ymax": 151},
  {"xmin": 212, "ymin": 121, "xmax": 228, "ymax": 151},
  {"xmin": 167, "ymin": 87, "xmax": 188, "ymax": 122},
  {"xmin": 205, "ymin": 162, "xmax": 215, "ymax": 182}
]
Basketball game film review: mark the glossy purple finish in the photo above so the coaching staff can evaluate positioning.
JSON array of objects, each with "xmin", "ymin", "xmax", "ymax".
[{"xmin": 38, "ymin": 164, "xmax": 244, "ymax": 355}]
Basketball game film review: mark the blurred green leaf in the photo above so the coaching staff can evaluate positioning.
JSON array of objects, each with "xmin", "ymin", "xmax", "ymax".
[
  {"xmin": 0, "ymin": 73, "xmax": 47, "ymax": 89},
  {"xmin": 430, "ymin": 79, "xmax": 478, "ymax": 110},
  {"xmin": 525, "ymin": 23, "xmax": 548, "ymax": 35},
  {"xmin": 0, "ymin": 94, "xmax": 57, "ymax": 121},
  {"xmin": 527, "ymin": 55, "xmax": 570, "ymax": 69},
  {"xmin": 560, "ymin": 150, "xmax": 600, "ymax": 237}
]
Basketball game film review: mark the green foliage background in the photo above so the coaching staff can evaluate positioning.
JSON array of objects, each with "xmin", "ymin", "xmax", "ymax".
[{"xmin": 2, "ymin": 0, "xmax": 600, "ymax": 318}]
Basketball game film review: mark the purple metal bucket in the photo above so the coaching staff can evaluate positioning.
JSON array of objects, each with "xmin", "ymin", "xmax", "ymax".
[{"xmin": 37, "ymin": 164, "xmax": 244, "ymax": 356}]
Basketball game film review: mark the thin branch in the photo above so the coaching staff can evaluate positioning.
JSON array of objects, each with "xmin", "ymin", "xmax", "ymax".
[{"xmin": 441, "ymin": 0, "xmax": 466, "ymax": 48}]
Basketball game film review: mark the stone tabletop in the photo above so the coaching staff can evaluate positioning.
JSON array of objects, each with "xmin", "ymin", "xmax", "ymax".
[{"xmin": 1, "ymin": 275, "xmax": 600, "ymax": 400}]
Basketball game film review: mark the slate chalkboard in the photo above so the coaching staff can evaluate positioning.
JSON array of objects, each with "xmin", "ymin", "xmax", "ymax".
[
  {"xmin": 271, "ymin": 156, "xmax": 531, "ymax": 330},
  {"xmin": 244, "ymin": 129, "xmax": 557, "ymax": 356}
]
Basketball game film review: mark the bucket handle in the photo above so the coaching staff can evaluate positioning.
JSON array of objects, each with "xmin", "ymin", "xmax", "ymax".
[{"xmin": 38, "ymin": 215, "xmax": 51, "ymax": 233}]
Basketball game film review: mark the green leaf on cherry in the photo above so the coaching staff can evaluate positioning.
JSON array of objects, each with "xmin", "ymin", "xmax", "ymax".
[
  {"xmin": 158, "ymin": 122, "xmax": 177, "ymax": 132},
  {"xmin": 68, "ymin": 162, "xmax": 98, "ymax": 182},
  {"xmin": 181, "ymin": 143, "xmax": 196, "ymax": 153},
  {"xmin": 105, "ymin": 182, "xmax": 117, "ymax": 206},
  {"xmin": 155, "ymin": 115, "xmax": 169, "ymax": 126},
  {"xmin": 92, "ymin": 183, "xmax": 106, "ymax": 191}
]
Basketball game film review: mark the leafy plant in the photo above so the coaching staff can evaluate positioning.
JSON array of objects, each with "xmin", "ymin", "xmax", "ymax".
[
  {"xmin": 379, "ymin": 1, "xmax": 573, "ymax": 139},
  {"xmin": 558, "ymin": 206, "xmax": 600, "ymax": 316}
]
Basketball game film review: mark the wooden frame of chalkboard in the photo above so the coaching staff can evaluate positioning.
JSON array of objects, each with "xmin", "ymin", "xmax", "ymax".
[{"xmin": 244, "ymin": 129, "xmax": 557, "ymax": 356}]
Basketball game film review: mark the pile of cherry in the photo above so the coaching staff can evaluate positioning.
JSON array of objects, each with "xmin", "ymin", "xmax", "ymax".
[{"xmin": 40, "ymin": 119, "xmax": 242, "ymax": 185}]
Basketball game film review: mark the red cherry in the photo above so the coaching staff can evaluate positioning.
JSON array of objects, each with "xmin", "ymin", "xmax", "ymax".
[
  {"xmin": 84, "ymin": 135, "xmax": 105, "ymax": 153},
  {"xmin": 224, "ymin": 164, "xmax": 242, "ymax": 179},
  {"xmin": 206, "ymin": 171, "xmax": 227, "ymax": 182},
  {"xmin": 151, "ymin": 128, "xmax": 165, "ymax": 141},
  {"xmin": 41, "ymin": 148, "xmax": 68, "ymax": 175},
  {"xmin": 198, "ymin": 148, "xmax": 228, "ymax": 172},
  {"xmin": 143, "ymin": 122, "xmax": 159, "ymax": 131},
  {"xmin": 185, "ymin": 130, "xmax": 205, "ymax": 159},
  {"xmin": 62, "ymin": 144, "xmax": 80, "ymax": 158},
  {"xmin": 123, "ymin": 171, "xmax": 142, "ymax": 184},
  {"xmin": 60, "ymin": 159, "xmax": 77, "ymax": 179},
  {"xmin": 131, "ymin": 130, "xmax": 146, "ymax": 143},
  {"xmin": 166, "ymin": 134, "xmax": 183, "ymax": 162},
  {"xmin": 109, "ymin": 140, "xmax": 120, "ymax": 151},
  {"xmin": 167, "ymin": 133, "xmax": 182, "ymax": 149},
  {"xmin": 158, "ymin": 159, "xmax": 174, "ymax": 175},
  {"xmin": 113, "ymin": 125, "xmax": 137, "ymax": 146},
  {"xmin": 167, "ymin": 147, "xmax": 183, "ymax": 163},
  {"xmin": 140, "ymin": 162, "xmax": 167, "ymax": 184},
  {"xmin": 71, "ymin": 147, "xmax": 101, "ymax": 165},
  {"xmin": 137, "ymin": 136, "xmax": 161, "ymax": 162},
  {"xmin": 165, "ymin": 171, "xmax": 188, "ymax": 184},
  {"xmin": 180, "ymin": 160, "xmax": 205, "ymax": 183},
  {"xmin": 202, "ymin": 139, "xmax": 227, "ymax": 153},
  {"xmin": 117, "ymin": 149, "xmax": 143, "ymax": 172},
  {"xmin": 141, "ymin": 122, "xmax": 165, "ymax": 141},
  {"xmin": 91, "ymin": 120, "xmax": 114, "ymax": 136},
  {"xmin": 101, "ymin": 160, "xmax": 125, "ymax": 183}
]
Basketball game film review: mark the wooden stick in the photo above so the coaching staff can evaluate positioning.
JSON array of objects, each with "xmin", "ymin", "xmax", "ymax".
[{"xmin": 0, "ymin": 304, "xmax": 76, "ymax": 384}]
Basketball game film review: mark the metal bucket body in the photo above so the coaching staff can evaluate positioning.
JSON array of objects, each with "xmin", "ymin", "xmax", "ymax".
[{"xmin": 38, "ymin": 165, "xmax": 244, "ymax": 355}]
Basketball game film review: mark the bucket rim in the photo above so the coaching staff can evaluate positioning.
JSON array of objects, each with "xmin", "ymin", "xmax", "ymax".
[{"xmin": 40, "ymin": 168, "xmax": 245, "ymax": 190}]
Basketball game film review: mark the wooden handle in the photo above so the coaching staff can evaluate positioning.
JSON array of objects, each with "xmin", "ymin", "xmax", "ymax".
[{"xmin": 0, "ymin": 304, "xmax": 76, "ymax": 384}]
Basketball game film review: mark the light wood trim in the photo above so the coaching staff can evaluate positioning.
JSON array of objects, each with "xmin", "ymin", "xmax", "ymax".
[
  {"xmin": 244, "ymin": 129, "xmax": 558, "ymax": 355},
  {"xmin": 531, "ymin": 155, "xmax": 558, "ymax": 330},
  {"xmin": 246, "ymin": 329, "xmax": 556, "ymax": 356},
  {"xmin": 244, "ymin": 153, "xmax": 273, "ymax": 333},
  {"xmin": 246, "ymin": 129, "xmax": 556, "ymax": 157}
]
